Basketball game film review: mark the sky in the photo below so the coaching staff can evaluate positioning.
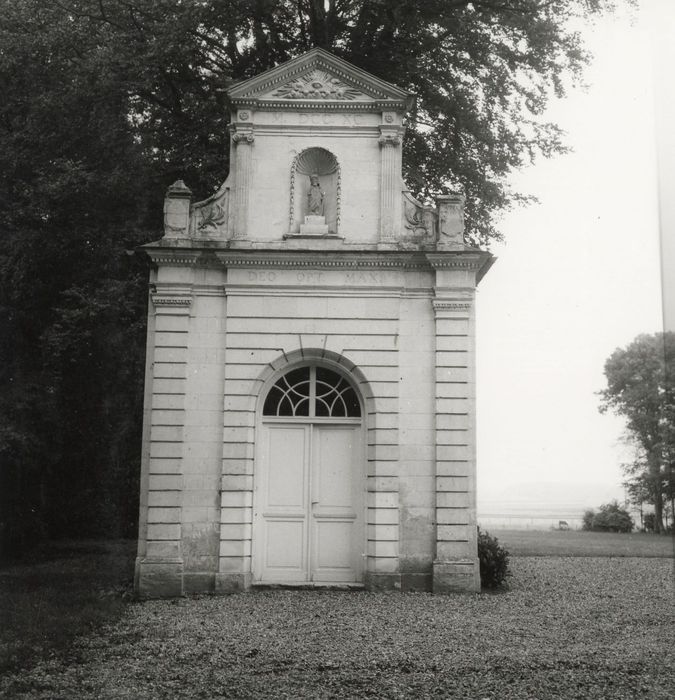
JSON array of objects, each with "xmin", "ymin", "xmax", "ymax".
[{"xmin": 475, "ymin": 2, "xmax": 664, "ymax": 515}]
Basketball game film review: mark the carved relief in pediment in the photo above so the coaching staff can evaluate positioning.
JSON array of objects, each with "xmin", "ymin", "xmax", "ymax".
[{"xmin": 272, "ymin": 70, "xmax": 365, "ymax": 101}]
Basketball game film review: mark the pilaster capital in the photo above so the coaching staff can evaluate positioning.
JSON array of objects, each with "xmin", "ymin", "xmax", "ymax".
[
  {"xmin": 232, "ymin": 131, "xmax": 255, "ymax": 145},
  {"xmin": 432, "ymin": 298, "xmax": 473, "ymax": 317},
  {"xmin": 150, "ymin": 286, "xmax": 193, "ymax": 313},
  {"xmin": 378, "ymin": 133, "xmax": 401, "ymax": 147}
]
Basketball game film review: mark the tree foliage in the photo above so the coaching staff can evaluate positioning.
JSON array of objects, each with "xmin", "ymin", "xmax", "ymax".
[
  {"xmin": 599, "ymin": 332, "xmax": 675, "ymax": 534},
  {"xmin": 0, "ymin": 0, "xmax": 628, "ymax": 555},
  {"xmin": 582, "ymin": 501, "xmax": 634, "ymax": 533}
]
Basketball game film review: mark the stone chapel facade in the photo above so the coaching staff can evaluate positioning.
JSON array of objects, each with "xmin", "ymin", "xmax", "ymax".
[{"xmin": 135, "ymin": 48, "xmax": 494, "ymax": 598}]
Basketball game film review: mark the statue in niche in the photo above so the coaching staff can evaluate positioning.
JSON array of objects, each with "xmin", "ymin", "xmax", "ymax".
[{"xmin": 307, "ymin": 174, "xmax": 325, "ymax": 216}]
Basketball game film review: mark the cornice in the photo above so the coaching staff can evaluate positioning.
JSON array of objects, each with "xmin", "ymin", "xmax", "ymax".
[
  {"xmin": 425, "ymin": 252, "xmax": 491, "ymax": 270},
  {"xmin": 230, "ymin": 99, "xmax": 406, "ymax": 112},
  {"xmin": 141, "ymin": 244, "xmax": 494, "ymax": 273},
  {"xmin": 214, "ymin": 253, "xmax": 430, "ymax": 270}
]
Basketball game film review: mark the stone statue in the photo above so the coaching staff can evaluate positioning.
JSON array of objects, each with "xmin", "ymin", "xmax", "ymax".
[{"xmin": 307, "ymin": 174, "xmax": 325, "ymax": 216}]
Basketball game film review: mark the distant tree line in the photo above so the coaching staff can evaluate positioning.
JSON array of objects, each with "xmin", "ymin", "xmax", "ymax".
[{"xmin": 0, "ymin": 0, "xmax": 630, "ymax": 556}]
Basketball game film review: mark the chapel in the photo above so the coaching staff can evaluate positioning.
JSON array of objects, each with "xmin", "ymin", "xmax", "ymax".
[{"xmin": 135, "ymin": 48, "xmax": 494, "ymax": 597}]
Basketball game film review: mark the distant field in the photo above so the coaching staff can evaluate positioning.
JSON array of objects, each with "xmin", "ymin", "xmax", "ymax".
[{"xmin": 488, "ymin": 527, "xmax": 675, "ymax": 558}]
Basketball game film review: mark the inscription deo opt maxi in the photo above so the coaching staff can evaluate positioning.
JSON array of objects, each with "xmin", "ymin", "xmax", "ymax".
[{"xmin": 246, "ymin": 270, "xmax": 387, "ymax": 285}]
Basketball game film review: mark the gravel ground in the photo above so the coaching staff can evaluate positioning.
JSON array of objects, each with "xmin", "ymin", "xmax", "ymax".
[{"xmin": 2, "ymin": 557, "xmax": 674, "ymax": 699}]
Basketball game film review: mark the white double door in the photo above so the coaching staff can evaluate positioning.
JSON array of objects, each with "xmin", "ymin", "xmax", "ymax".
[{"xmin": 253, "ymin": 421, "xmax": 363, "ymax": 585}]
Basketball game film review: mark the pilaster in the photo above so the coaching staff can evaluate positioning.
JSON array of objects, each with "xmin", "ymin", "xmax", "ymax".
[
  {"xmin": 431, "ymin": 290, "xmax": 480, "ymax": 594},
  {"xmin": 378, "ymin": 120, "xmax": 404, "ymax": 243},
  {"xmin": 231, "ymin": 121, "xmax": 254, "ymax": 240},
  {"xmin": 135, "ymin": 287, "xmax": 192, "ymax": 598}
]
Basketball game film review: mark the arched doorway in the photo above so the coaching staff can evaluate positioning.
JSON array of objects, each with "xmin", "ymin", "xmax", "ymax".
[{"xmin": 253, "ymin": 364, "xmax": 365, "ymax": 585}]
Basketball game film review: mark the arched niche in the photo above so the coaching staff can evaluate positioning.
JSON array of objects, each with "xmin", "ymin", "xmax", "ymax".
[{"xmin": 289, "ymin": 147, "xmax": 340, "ymax": 234}]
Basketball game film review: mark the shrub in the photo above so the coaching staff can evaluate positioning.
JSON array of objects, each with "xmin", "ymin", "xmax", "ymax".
[
  {"xmin": 583, "ymin": 501, "xmax": 634, "ymax": 533},
  {"xmin": 477, "ymin": 527, "xmax": 510, "ymax": 589},
  {"xmin": 582, "ymin": 509, "xmax": 595, "ymax": 531}
]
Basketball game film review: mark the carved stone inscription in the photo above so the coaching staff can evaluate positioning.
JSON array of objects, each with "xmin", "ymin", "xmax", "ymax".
[
  {"xmin": 256, "ymin": 112, "xmax": 373, "ymax": 127},
  {"xmin": 233, "ymin": 269, "xmax": 395, "ymax": 287}
]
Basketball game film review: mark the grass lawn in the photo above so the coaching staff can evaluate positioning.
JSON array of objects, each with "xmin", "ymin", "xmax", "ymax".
[
  {"xmin": 488, "ymin": 528, "xmax": 675, "ymax": 558},
  {"xmin": 1, "ymin": 535, "xmax": 674, "ymax": 699}
]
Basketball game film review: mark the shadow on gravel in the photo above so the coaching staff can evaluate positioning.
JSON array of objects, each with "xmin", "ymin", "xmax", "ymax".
[{"xmin": 0, "ymin": 540, "xmax": 136, "ymax": 674}]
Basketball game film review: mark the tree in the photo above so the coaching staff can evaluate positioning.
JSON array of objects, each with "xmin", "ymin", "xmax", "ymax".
[
  {"xmin": 0, "ymin": 0, "xmax": 632, "ymax": 554},
  {"xmin": 582, "ymin": 502, "xmax": 634, "ymax": 533},
  {"xmin": 599, "ymin": 333, "xmax": 675, "ymax": 534}
]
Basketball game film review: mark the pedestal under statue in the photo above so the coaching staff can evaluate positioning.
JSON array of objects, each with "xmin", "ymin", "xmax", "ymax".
[{"xmin": 300, "ymin": 174, "xmax": 329, "ymax": 234}]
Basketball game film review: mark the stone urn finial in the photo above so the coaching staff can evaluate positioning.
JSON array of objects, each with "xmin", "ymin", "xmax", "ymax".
[
  {"xmin": 435, "ymin": 193, "xmax": 465, "ymax": 250},
  {"xmin": 163, "ymin": 180, "xmax": 193, "ymax": 238}
]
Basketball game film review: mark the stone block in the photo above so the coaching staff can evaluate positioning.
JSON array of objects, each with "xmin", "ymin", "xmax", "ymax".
[
  {"xmin": 146, "ymin": 523, "xmax": 181, "ymax": 540},
  {"xmin": 219, "ymin": 539, "xmax": 252, "ymax": 557},
  {"xmin": 147, "ymin": 507, "xmax": 181, "ymax": 524},
  {"xmin": 220, "ymin": 490, "xmax": 253, "ymax": 508},
  {"xmin": 149, "ymin": 457, "xmax": 182, "ymax": 474},
  {"xmin": 367, "ymin": 507, "xmax": 398, "ymax": 525},
  {"xmin": 153, "ymin": 362, "xmax": 187, "ymax": 379},
  {"xmin": 148, "ymin": 491, "xmax": 181, "ymax": 507},
  {"xmin": 436, "ymin": 460, "xmax": 470, "ymax": 477},
  {"xmin": 221, "ymin": 474, "xmax": 253, "ymax": 491},
  {"xmin": 136, "ymin": 558, "xmax": 184, "ymax": 599},
  {"xmin": 366, "ymin": 540, "xmax": 398, "ymax": 557},
  {"xmin": 220, "ymin": 507, "xmax": 252, "ymax": 524},
  {"xmin": 183, "ymin": 572, "xmax": 215, "ymax": 595},
  {"xmin": 155, "ymin": 331, "xmax": 189, "ymax": 348},
  {"xmin": 154, "ymin": 347, "xmax": 187, "ymax": 364},
  {"xmin": 435, "ymin": 507, "xmax": 470, "ymax": 525},
  {"xmin": 146, "ymin": 541, "xmax": 181, "ymax": 558},
  {"xmin": 365, "ymin": 572, "xmax": 401, "ymax": 591},
  {"xmin": 148, "ymin": 474, "xmax": 182, "ymax": 491},
  {"xmin": 436, "ymin": 540, "xmax": 474, "ymax": 560},
  {"xmin": 367, "ymin": 491, "xmax": 398, "ymax": 509},
  {"xmin": 220, "ymin": 523, "xmax": 253, "ymax": 540},
  {"xmin": 437, "ymin": 492, "xmax": 470, "ymax": 508},
  {"xmin": 436, "ymin": 398, "xmax": 468, "ymax": 414},
  {"xmin": 221, "ymin": 458, "xmax": 252, "ymax": 476},
  {"xmin": 432, "ymin": 560, "xmax": 480, "ymax": 594},
  {"xmin": 218, "ymin": 555, "xmax": 251, "ymax": 573},
  {"xmin": 437, "ymin": 524, "xmax": 470, "ymax": 541},
  {"xmin": 435, "ymin": 350, "xmax": 468, "ymax": 368},
  {"xmin": 401, "ymin": 573, "xmax": 432, "ymax": 592},
  {"xmin": 150, "ymin": 426, "xmax": 183, "ymax": 443},
  {"xmin": 367, "ymin": 476, "xmax": 398, "ymax": 492},
  {"xmin": 367, "ymin": 523, "xmax": 398, "ymax": 541},
  {"xmin": 152, "ymin": 394, "xmax": 184, "ymax": 410},
  {"xmin": 151, "ymin": 409, "xmax": 185, "ymax": 426},
  {"xmin": 436, "ymin": 475, "xmax": 469, "ymax": 492},
  {"xmin": 215, "ymin": 572, "xmax": 252, "ymax": 593}
]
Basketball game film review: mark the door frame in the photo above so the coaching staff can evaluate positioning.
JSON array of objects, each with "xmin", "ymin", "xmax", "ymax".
[{"xmin": 252, "ymin": 361, "xmax": 367, "ymax": 585}]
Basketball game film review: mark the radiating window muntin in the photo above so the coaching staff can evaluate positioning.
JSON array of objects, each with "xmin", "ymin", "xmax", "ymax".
[{"xmin": 263, "ymin": 366, "xmax": 361, "ymax": 418}]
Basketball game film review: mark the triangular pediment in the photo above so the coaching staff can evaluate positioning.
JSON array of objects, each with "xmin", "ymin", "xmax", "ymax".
[{"xmin": 228, "ymin": 48, "xmax": 412, "ymax": 111}]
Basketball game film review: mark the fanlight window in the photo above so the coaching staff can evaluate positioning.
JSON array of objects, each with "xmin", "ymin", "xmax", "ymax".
[{"xmin": 263, "ymin": 366, "xmax": 361, "ymax": 418}]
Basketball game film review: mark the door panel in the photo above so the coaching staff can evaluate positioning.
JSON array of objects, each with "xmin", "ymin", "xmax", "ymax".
[
  {"xmin": 255, "ymin": 424, "xmax": 309, "ymax": 582},
  {"xmin": 311, "ymin": 425, "xmax": 362, "ymax": 583},
  {"xmin": 266, "ymin": 427, "xmax": 306, "ymax": 510}
]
